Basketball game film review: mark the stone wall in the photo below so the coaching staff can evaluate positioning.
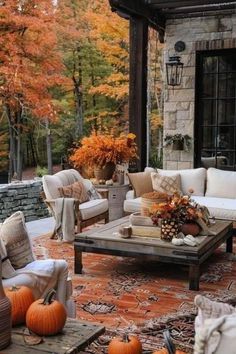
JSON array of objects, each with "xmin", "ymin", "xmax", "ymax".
[
  {"xmin": 164, "ymin": 14, "xmax": 236, "ymax": 169},
  {"xmin": 0, "ymin": 180, "xmax": 50, "ymax": 222}
]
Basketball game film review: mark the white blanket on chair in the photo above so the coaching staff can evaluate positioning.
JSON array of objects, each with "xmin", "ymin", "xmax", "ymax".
[{"xmin": 54, "ymin": 198, "xmax": 75, "ymax": 242}]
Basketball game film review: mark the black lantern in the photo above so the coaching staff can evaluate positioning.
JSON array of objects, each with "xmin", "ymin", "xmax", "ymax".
[{"xmin": 166, "ymin": 55, "xmax": 183, "ymax": 87}]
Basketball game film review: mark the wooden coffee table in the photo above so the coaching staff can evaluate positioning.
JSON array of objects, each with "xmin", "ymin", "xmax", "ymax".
[{"xmin": 74, "ymin": 217, "xmax": 233, "ymax": 291}]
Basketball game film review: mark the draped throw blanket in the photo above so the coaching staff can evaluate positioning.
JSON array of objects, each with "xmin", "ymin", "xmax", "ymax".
[{"xmin": 54, "ymin": 198, "xmax": 76, "ymax": 242}]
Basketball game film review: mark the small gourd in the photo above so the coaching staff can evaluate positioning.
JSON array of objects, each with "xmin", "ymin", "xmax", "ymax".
[
  {"xmin": 108, "ymin": 334, "xmax": 142, "ymax": 354},
  {"xmin": 5, "ymin": 285, "xmax": 34, "ymax": 326},
  {"xmin": 26, "ymin": 289, "xmax": 67, "ymax": 336}
]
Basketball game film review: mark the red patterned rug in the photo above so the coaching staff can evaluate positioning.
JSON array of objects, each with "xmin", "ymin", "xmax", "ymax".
[{"xmin": 33, "ymin": 233, "xmax": 236, "ymax": 353}]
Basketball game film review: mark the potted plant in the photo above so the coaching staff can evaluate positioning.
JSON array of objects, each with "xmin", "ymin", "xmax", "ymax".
[
  {"xmin": 164, "ymin": 133, "xmax": 192, "ymax": 151},
  {"xmin": 69, "ymin": 132, "xmax": 138, "ymax": 181}
]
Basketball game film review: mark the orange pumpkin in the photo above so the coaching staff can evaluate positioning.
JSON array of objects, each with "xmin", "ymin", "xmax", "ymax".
[
  {"xmin": 26, "ymin": 289, "xmax": 67, "ymax": 336},
  {"xmin": 5, "ymin": 285, "xmax": 34, "ymax": 326},
  {"xmin": 108, "ymin": 334, "xmax": 142, "ymax": 354}
]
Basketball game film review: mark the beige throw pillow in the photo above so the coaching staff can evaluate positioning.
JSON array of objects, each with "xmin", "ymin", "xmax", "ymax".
[
  {"xmin": 0, "ymin": 211, "xmax": 34, "ymax": 269},
  {"xmin": 127, "ymin": 172, "xmax": 153, "ymax": 197},
  {"xmin": 151, "ymin": 172, "xmax": 181, "ymax": 195},
  {"xmin": 58, "ymin": 181, "xmax": 89, "ymax": 203},
  {"xmin": 0, "ymin": 234, "xmax": 16, "ymax": 279}
]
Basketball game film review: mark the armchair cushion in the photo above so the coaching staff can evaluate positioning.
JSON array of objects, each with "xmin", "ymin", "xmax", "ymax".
[
  {"xmin": 79, "ymin": 199, "xmax": 108, "ymax": 220},
  {"xmin": 0, "ymin": 211, "xmax": 34, "ymax": 270},
  {"xmin": 0, "ymin": 237, "xmax": 16, "ymax": 278},
  {"xmin": 58, "ymin": 181, "xmax": 89, "ymax": 203}
]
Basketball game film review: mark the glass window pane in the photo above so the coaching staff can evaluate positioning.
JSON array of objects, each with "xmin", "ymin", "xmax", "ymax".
[
  {"xmin": 203, "ymin": 56, "xmax": 217, "ymax": 73},
  {"xmin": 202, "ymin": 74, "xmax": 216, "ymax": 98},
  {"xmin": 219, "ymin": 55, "xmax": 236, "ymax": 73},
  {"xmin": 218, "ymin": 99, "xmax": 236, "ymax": 125},
  {"xmin": 202, "ymin": 127, "xmax": 216, "ymax": 149},
  {"xmin": 217, "ymin": 126, "xmax": 234, "ymax": 150},
  {"xmin": 202, "ymin": 100, "xmax": 216, "ymax": 125}
]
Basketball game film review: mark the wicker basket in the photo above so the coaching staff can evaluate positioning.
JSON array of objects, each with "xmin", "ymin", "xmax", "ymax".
[{"xmin": 141, "ymin": 191, "xmax": 168, "ymax": 217}]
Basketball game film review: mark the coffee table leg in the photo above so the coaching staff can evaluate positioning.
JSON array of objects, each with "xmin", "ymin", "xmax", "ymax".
[
  {"xmin": 226, "ymin": 235, "xmax": 233, "ymax": 253},
  {"xmin": 189, "ymin": 264, "xmax": 200, "ymax": 291},
  {"xmin": 74, "ymin": 247, "xmax": 83, "ymax": 274}
]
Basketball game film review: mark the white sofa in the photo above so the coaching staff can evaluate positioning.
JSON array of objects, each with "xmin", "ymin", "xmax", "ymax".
[{"xmin": 124, "ymin": 167, "xmax": 236, "ymax": 223}]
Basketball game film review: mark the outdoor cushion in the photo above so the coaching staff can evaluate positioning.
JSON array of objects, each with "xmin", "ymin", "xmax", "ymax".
[
  {"xmin": 58, "ymin": 181, "xmax": 89, "ymax": 203},
  {"xmin": 79, "ymin": 199, "xmax": 108, "ymax": 220},
  {"xmin": 157, "ymin": 167, "xmax": 206, "ymax": 196},
  {"xmin": 127, "ymin": 172, "xmax": 153, "ymax": 197},
  {"xmin": 124, "ymin": 197, "xmax": 142, "ymax": 213},
  {"xmin": 56, "ymin": 169, "xmax": 83, "ymax": 186},
  {"xmin": 0, "ymin": 211, "xmax": 34, "ymax": 270},
  {"xmin": 0, "ymin": 234, "xmax": 16, "ymax": 278},
  {"xmin": 192, "ymin": 196, "xmax": 236, "ymax": 221},
  {"xmin": 42, "ymin": 174, "xmax": 63, "ymax": 200},
  {"xmin": 151, "ymin": 172, "xmax": 181, "ymax": 195},
  {"xmin": 205, "ymin": 168, "xmax": 236, "ymax": 199}
]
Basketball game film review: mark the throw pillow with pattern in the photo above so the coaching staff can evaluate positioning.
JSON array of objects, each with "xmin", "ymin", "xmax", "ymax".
[
  {"xmin": 58, "ymin": 181, "xmax": 89, "ymax": 203},
  {"xmin": 0, "ymin": 211, "xmax": 34, "ymax": 270},
  {"xmin": 151, "ymin": 172, "xmax": 181, "ymax": 195}
]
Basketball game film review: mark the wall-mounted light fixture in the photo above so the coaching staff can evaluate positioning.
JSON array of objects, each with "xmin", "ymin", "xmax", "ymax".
[
  {"xmin": 166, "ymin": 41, "xmax": 185, "ymax": 87},
  {"xmin": 166, "ymin": 55, "xmax": 184, "ymax": 87}
]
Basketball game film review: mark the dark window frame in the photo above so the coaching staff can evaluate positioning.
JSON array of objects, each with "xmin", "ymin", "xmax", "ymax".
[{"xmin": 195, "ymin": 49, "xmax": 236, "ymax": 171}]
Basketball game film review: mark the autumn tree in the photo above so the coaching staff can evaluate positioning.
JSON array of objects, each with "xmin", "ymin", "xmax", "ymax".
[{"xmin": 0, "ymin": 0, "xmax": 71, "ymax": 179}]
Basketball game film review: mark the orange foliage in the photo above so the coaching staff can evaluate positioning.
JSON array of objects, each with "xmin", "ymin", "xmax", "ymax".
[
  {"xmin": 84, "ymin": 0, "xmax": 129, "ymax": 101},
  {"xmin": 69, "ymin": 132, "xmax": 138, "ymax": 168},
  {"xmin": 0, "ymin": 0, "xmax": 72, "ymax": 121}
]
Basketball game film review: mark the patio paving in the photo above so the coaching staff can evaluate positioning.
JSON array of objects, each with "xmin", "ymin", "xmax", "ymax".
[{"xmin": 26, "ymin": 216, "xmax": 55, "ymax": 239}]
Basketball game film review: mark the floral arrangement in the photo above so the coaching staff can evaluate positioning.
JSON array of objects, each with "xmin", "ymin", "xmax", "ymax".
[
  {"xmin": 69, "ymin": 132, "xmax": 138, "ymax": 168},
  {"xmin": 150, "ymin": 193, "xmax": 204, "ymax": 226}
]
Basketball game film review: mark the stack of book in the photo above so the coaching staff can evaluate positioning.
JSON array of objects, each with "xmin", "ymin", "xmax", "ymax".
[{"xmin": 129, "ymin": 212, "xmax": 161, "ymax": 238}]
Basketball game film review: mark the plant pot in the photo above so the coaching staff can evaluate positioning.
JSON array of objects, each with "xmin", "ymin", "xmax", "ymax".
[
  {"xmin": 94, "ymin": 162, "xmax": 116, "ymax": 181},
  {"xmin": 181, "ymin": 222, "xmax": 201, "ymax": 236},
  {"xmin": 172, "ymin": 140, "xmax": 184, "ymax": 151}
]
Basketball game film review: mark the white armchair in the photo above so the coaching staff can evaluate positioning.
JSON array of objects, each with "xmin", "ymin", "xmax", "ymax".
[{"xmin": 42, "ymin": 169, "xmax": 109, "ymax": 236}]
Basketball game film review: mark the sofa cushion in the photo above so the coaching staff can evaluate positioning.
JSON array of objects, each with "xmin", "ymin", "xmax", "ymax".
[
  {"xmin": 192, "ymin": 196, "xmax": 236, "ymax": 221},
  {"xmin": 206, "ymin": 168, "xmax": 236, "ymax": 199},
  {"xmin": 127, "ymin": 172, "xmax": 153, "ymax": 197},
  {"xmin": 79, "ymin": 199, "xmax": 108, "ymax": 220},
  {"xmin": 58, "ymin": 181, "xmax": 89, "ymax": 203},
  {"xmin": 157, "ymin": 168, "xmax": 206, "ymax": 196},
  {"xmin": 124, "ymin": 197, "xmax": 142, "ymax": 213},
  {"xmin": 151, "ymin": 172, "xmax": 181, "ymax": 195},
  {"xmin": 0, "ymin": 211, "xmax": 34, "ymax": 270}
]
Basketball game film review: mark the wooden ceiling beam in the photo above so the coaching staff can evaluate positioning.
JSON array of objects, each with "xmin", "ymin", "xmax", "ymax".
[
  {"xmin": 109, "ymin": 0, "xmax": 165, "ymax": 42},
  {"xmin": 163, "ymin": 2, "xmax": 236, "ymax": 14},
  {"xmin": 144, "ymin": 0, "xmax": 235, "ymax": 6}
]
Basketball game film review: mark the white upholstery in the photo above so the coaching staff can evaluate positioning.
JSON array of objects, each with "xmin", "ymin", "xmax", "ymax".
[
  {"xmin": 125, "ymin": 167, "xmax": 236, "ymax": 223},
  {"xmin": 192, "ymin": 196, "xmax": 236, "ymax": 221},
  {"xmin": 206, "ymin": 168, "xmax": 236, "ymax": 199},
  {"xmin": 79, "ymin": 199, "xmax": 108, "ymax": 220},
  {"xmin": 124, "ymin": 197, "xmax": 142, "ymax": 213},
  {"xmin": 157, "ymin": 168, "xmax": 206, "ymax": 196},
  {"xmin": 43, "ymin": 174, "xmax": 63, "ymax": 199}
]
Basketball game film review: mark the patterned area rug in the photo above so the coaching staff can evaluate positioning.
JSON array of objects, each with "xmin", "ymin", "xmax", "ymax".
[{"xmin": 33, "ymin": 232, "xmax": 236, "ymax": 353}]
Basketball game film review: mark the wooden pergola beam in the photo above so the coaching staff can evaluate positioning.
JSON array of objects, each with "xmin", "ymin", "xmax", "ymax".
[
  {"xmin": 129, "ymin": 17, "xmax": 148, "ymax": 171},
  {"xmin": 144, "ymin": 0, "xmax": 228, "ymax": 7}
]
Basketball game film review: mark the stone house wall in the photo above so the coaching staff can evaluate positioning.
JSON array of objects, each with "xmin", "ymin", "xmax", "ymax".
[
  {"xmin": 0, "ymin": 180, "xmax": 49, "ymax": 222},
  {"xmin": 163, "ymin": 14, "xmax": 236, "ymax": 169}
]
